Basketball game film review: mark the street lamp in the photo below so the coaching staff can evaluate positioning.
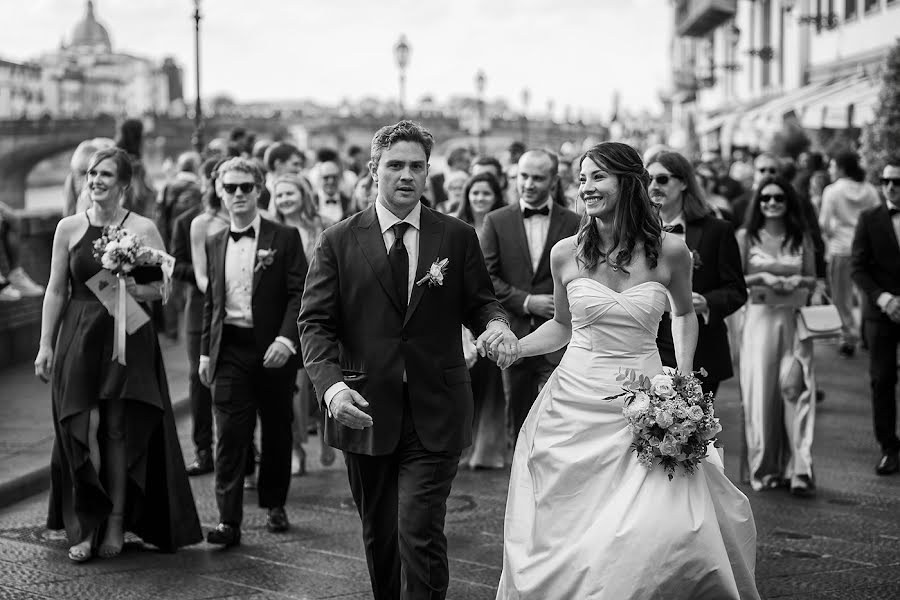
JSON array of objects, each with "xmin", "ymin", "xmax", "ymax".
[
  {"xmin": 475, "ymin": 69, "xmax": 486, "ymax": 154},
  {"xmin": 393, "ymin": 35, "xmax": 410, "ymax": 115},
  {"xmin": 520, "ymin": 87, "xmax": 530, "ymax": 144},
  {"xmin": 191, "ymin": 0, "xmax": 203, "ymax": 154}
]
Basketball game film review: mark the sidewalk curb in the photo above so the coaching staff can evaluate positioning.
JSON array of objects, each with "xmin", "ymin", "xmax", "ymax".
[{"xmin": 0, "ymin": 395, "xmax": 192, "ymax": 510}]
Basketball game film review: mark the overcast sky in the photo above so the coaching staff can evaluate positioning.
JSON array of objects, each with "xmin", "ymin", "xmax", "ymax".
[{"xmin": 3, "ymin": 0, "xmax": 674, "ymax": 120}]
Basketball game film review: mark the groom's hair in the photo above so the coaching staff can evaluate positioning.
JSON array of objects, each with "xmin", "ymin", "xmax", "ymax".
[{"xmin": 370, "ymin": 120, "xmax": 435, "ymax": 167}]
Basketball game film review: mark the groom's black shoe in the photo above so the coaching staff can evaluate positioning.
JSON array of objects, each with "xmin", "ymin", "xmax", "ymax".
[
  {"xmin": 207, "ymin": 523, "xmax": 241, "ymax": 547},
  {"xmin": 266, "ymin": 507, "xmax": 290, "ymax": 533},
  {"xmin": 876, "ymin": 452, "xmax": 899, "ymax": 475}
]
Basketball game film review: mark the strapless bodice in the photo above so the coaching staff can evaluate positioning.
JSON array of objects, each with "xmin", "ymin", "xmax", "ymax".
[{"xmin": 566, "ymin": 278, "xmax": 668, "ymax": 361}]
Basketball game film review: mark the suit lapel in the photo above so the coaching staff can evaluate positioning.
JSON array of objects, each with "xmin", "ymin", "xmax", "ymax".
[
  {"xmin": 405, "ymin": 207, "xmax": 445, "ymax": 327},
  {"xmin": 252, "ymin": 218, "xmax": 275, "ymax": 296},
  {"xmin": 510, "ymin": 207, "xmax": 534, "ymax": 278},
  {"xmin": 214, "ymin": 228, "xmax": 228, "ymax": 311},
  {"xmin": 352, "ymin": 206, "xmax": 405, "ymax": 314},
  {"xmin": 685, "ymin": 216, "xmax": 704, "ymax": 253},
  {"xmin": 875, "ymin": 205, "xmax": 900, "ymax": 257},
  {"xmin": 533, "ymin": 203, "xmax": 564, "ymax": 282}
]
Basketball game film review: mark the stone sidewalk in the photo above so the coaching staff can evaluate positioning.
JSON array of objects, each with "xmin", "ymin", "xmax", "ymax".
[{"xmin": 0, "ymin": 336, "xmax": 191, "ymax": 509}]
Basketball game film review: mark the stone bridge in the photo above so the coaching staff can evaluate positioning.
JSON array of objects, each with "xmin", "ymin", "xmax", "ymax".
[{"xmin": 0, "ymin": 113, "xmax": 604, "ymax": 208}]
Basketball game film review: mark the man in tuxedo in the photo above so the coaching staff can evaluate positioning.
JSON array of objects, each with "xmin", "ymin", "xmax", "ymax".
[
  {"xmin": 171, "ymin": 200, "xmax": 214, "ymax": 476},
  {"xmin": 480, "ymin": 149, "xmax": 581, "ymax": 439},
  {"xmin": 313, "ymin": 149, "xmax": 355, "ymax": 223},
  {"xmin": 299, "ymin": 120, "xmax": 514, "ymax": 600},
  {"xmin": 648, "ymin": 151, "xmax": 747, "ymax": 396},
  {"xmin": 199, "ymin": 157, "xmax": 308, "ymax": 545},
  {"xmin": 851, "ymin": 158, "xmax": 900, "ymax": 476}
]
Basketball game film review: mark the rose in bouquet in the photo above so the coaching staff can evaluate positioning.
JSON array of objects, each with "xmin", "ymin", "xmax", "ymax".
[{"xmin": 604, "ymin": 367, "xmax": 722, "ymax": 480}]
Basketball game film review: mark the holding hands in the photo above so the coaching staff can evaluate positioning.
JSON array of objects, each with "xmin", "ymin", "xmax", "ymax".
[{"xmin": 476, "ymin": 320, "xmax": 520, "ymax": 369}]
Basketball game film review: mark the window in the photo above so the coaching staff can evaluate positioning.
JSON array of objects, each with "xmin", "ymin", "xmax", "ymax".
[
  {"xmin": 845, "ymin": 0, "xmax": 858, "ymax": 20},
  {"xmin": 864, "ymin": 0, "xmax": 879, "ymax": 12}
]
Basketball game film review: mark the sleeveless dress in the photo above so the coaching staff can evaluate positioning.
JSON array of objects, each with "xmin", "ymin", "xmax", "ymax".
[
  {"xmin": 46, "ymin": 212, "xmax": 202, "ymax": 552},
  {"xmin": 496, "ymin": 278, "xmax": 759, "ymax": 600},
  {"xmin": 739, "ymin": 235, "xmax": 816, "ymax": 490}
]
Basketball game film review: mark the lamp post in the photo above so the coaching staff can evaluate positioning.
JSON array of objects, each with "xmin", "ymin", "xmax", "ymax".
[
  {"xmin": 191, "ymin": 0, "xmax": 203, "ymax": 154},
  {"xmin": 475, "ymin": 69, "xmax": 486, "ymax": 154},
  {"xmin": 393, "ymin": 35, "xmax": 410, "ymax": 115},
  {"xmin": 520, "ymin": 87, "xmax": 530, "ymax": 144}
]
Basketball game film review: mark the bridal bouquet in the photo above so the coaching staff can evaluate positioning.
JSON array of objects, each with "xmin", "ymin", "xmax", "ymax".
[
  {"xmin": 605, "ymin": 367, "xmax": 722, "ymax": 480},
  {"xmin": 91, "ymin": 225, "xmax": 174, "ymax": 364}
]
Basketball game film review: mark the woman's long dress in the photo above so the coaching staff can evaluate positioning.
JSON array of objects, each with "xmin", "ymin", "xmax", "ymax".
[
  {"xmin": 739, "ymin": 236, "xmax": 816, "ymax": 490},
  {"xmin": 46, "ymin": 214, "xmax": 202, "ymax": 551},
  {"xmin": 497, "ymin": 278, "xmax": 759, "ymax": 600}
]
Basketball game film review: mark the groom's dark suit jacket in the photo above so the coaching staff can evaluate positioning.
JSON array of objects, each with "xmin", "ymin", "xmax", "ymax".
[
  {"xmin": 201, "ymin": 217, "xmax": 308, "ymax": 379},
  {"xmin": 657, "ymin": 214, "xmax": 747, "ymax": 384},
  {"xmin": 299, "ymin": 204, "xmax": 506, "ymax": 456},
  {"xmin": 851, "ymin": 203, "xmax": 900, "ymax": 323}
]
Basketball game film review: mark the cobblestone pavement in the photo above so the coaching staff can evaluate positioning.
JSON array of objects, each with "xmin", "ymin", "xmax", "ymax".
[{"xmin": 0, "ymin": 338, "xmax": 898, "ymax": 599}]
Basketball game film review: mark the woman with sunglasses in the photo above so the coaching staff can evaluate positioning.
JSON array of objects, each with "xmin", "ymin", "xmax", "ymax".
[
  {"xmin": 35, "ymin": 148, "xmax": 202, "ymax": 562},
  {"xmin": 738, "ymin": 176, "xmax": 818, "ymax": 497},
  {"xmin": 820, "ymin": 151, "xmax": 880, "ymax": 357}
]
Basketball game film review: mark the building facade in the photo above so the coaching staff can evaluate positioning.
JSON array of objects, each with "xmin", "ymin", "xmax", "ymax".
[
  {"xmin": 0, "ymin": 0, "xmax": 183, "ymax": 119},
  {"xmin": 670, "ymin": 0, "xmax": 899, "ymax": 156}
]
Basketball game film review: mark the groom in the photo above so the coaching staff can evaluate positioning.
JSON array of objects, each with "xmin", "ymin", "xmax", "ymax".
[{"xmin": 299, "ymin": 120, "xmax": 514, "ymax": 600}]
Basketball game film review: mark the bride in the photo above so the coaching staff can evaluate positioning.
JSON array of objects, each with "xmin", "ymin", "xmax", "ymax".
[{"xmin": 493, "ymin": 142, "xmax": 759, "ymax": 599}]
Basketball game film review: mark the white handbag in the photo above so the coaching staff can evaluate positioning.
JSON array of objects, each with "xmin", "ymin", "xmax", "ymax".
[{"xmin": 796, "ymin": 304, "xmax": 842, "ymax": 341}]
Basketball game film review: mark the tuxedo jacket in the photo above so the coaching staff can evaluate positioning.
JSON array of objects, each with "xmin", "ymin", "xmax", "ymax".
[
  {"xmin": 171, "ymin": 204, "xmax": 203, "ymax": 334},
  {"xmin": 201, "ymin": 217, "xmax": 308, "ymax": 379},
  {"xmin": 851, "ymin": 203, "xmax": 900, "ymax": 323},
  {"xmin": 298, "ymin": 204, "xmax": 506, "ymax": 456},
  {"xmin": 480, "ymin": 201, "xmax": 581, "ymax": 364},
  {"xmin": 657, "ymin": 214, "xmax": 747, "ymax": 383}
]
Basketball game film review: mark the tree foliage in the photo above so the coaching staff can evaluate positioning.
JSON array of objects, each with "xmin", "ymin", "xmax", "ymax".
[{"xmin": 861, "ymin": 39, "xmax": 900, "ymax": 183}]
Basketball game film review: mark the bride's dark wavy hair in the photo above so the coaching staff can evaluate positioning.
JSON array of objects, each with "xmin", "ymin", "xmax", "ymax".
[{"xmin": 576, "ymin": 142, "xmax": 662, "ymax": 274}]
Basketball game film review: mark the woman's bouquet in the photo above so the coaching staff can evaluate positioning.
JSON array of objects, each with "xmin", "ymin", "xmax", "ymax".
[
  {"xmin": 91, "ymin": 225, "xmax": 174, "ymax": 365},
  {"xmin": 605, "ymin": 367, "xmax": 722, "ymax": 480}
]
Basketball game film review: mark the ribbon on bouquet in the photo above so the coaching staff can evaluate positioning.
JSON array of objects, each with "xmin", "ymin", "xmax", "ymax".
[{"xmin": 112, "ymin": 273, "xmax": 128, "ymax": 365}]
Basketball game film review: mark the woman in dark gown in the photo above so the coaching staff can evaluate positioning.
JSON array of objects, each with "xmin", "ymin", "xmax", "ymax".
[{"xmin": 34, "ymin": 148, "xmax": 201, "ymax": 562}]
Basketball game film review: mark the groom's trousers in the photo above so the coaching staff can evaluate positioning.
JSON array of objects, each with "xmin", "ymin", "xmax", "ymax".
[{"xmin": 344, "ymin": 386, "xmax": 461, "ymax": 600}]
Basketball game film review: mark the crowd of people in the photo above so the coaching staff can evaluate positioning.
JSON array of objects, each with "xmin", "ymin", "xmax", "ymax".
[{"xmin": 27, "ymin": 114, "xmax": 900, "ymax": 599}]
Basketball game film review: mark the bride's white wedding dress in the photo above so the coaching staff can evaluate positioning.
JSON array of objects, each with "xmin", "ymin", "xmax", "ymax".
[{"xmin": 496, "ymin": 278, "xmax": 760, "ymax": 600}]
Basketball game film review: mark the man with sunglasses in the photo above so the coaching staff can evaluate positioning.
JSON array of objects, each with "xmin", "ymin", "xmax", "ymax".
[
  {"xmin": 851, "ymin": 158, "xmax": 900, "ymax": 476},
  {"xmin": 199, "ymin": 157, "xmax": 309, "ymax": 545}
]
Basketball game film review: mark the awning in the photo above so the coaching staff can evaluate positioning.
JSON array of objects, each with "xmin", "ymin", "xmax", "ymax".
[
  {"xmin": 800, "ymin": 77, "xmax": 880, "ymax": 129},
  {"xmin": 747, "ymin": 80, "xmax": 844, "ymax": 129}
]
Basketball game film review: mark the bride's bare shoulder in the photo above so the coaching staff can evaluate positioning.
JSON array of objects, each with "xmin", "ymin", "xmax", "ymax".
[{"xmin": 660, "ymin": 234, "xmax": 691, "ymax": 269}]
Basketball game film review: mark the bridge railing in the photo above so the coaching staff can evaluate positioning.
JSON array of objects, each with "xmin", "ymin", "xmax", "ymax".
[{"xmin": 0, "ymin": 115, "xmax": 117, "ymax": 136}]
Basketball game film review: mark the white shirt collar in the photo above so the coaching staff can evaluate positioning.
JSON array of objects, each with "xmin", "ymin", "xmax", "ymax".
[
  {"xmin": 663, "ymin": 212, "xmax": 686, "ymax": 229},
  {"xmin": 230, "ymin": 213, "xmax": 262, "ymax": 234},
  {"xmin": 376, "ymin": 200, "xmax": 422, "ymax": 234},
  {"xmin": 519, "ymin": 198, "xmax": 551, "ymax": 213}
]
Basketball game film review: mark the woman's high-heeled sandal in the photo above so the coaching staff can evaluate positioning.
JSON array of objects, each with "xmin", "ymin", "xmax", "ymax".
[{"xmin": 67, "ymin": 530, "xmax": 97, "ymax": 563}]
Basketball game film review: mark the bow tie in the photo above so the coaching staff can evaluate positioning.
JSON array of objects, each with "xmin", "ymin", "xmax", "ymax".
[
  {"xmin": 890, "ymin": 205, "xmax": 900, "ymax": 217},
  {"xmin": 324, "ymin": 197, "xmax": 338, "ymax": 205},
  {"xmin": 664, "ymin": 223, "xmax": 685, "ymax": 234},
  {"xmin": 523, "ymin": 206, "xmax": 550, "ymax": 218},
  {"xmin": 229, "ymin": 226, "xmax": 255, "ymax": 242}
]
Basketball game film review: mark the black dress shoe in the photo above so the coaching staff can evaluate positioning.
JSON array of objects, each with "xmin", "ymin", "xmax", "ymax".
[
  {"xmin": 185, "ymin": 454, "xmax": 214, "ymax": 477},
  {"xmin": 266, "ymin": 507, "xmax": 290, "ymax": 533},
  {"xmin": 207, "ymin": 523, "xmax": 241, "ymax": 547},
  {"xmin": 876, "ymin": 452, "xmax": 900, "ymax": 475}
]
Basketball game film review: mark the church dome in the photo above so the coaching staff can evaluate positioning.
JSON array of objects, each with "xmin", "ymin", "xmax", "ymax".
[{"xmin": 70, "ymin": 1, "xmax": 112, "ymax": 52}]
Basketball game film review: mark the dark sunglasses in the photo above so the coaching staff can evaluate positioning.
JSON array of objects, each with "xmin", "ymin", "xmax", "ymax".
[
  {"xmin": 759, "ymin": 193, "xmax": 786, "ymax": 204},
  {"xmin": 222, "ymin": 182, "xmax": 256, "ymax": 194},
  {"xmin": 881, "ymin": 177, "xmax": 900, "ymax": 187},
  {"xmin": 650, "ymin": 174, "xmax": 680, "ymax": 185},
  {"xmin": 757, "ymin": 167, "xmax": 778, "ymax": 175}
]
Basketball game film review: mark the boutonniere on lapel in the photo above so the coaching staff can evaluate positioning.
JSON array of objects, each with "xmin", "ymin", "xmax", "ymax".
[
  {"xmin": 416, "ymin": 258, "xmax": 449, "ymax": 287},
  {"xmin": 690, "ymin": 249, "xmax": 703, "ymax": 271},
  {"xmin": 255, "ymin": 248, "xmax": 277, "ymax": 273}
]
